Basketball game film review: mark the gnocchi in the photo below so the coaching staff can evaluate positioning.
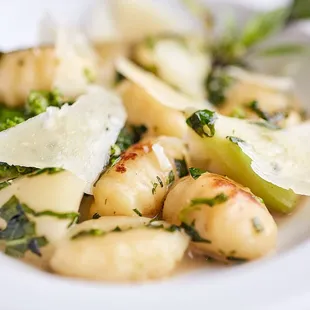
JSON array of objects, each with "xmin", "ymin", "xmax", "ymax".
[
  {"xmin": 50, "ymin": 216, "xmax": 190, "ymax": 281},
  {"xmin": 91, "ymin": 136, "xmax": 190, "ymax": 218},
  {"xmin": 163, "ymin": 173, "xmax": 277, "ymax": 261}
]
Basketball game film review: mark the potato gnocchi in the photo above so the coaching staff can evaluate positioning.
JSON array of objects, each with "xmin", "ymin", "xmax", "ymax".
[{"xmin": 0, "ymin": 0, "xmax": 308, "ymax": 283}]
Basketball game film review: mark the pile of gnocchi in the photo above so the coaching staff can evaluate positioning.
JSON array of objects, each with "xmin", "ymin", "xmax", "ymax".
[{"xmin": 0, "ymin": 0, "xmax": 309, "ymax": 283}]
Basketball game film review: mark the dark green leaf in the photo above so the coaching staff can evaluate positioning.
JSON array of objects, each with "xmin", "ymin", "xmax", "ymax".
[
  {"xmin": 174, "ymin": 158, "xmax": 189, "ymax": 178},
  {"xmin": 156, "ymin": 176, "xmax": 164, "ymax": 188},
  {"xmin": 180, "ymin": 221, "xmax": 211, "ymax": 243},
  {"xmin": 226, "ymin": 136, "xmax": 246, "ymax": 144},
  {"xmin": 226, "ymin": 256, "xmax": 248, "ymax": 263},
  {"xmin": 133, "ymin": 208, "xmax": 142, "ymax": 216},
  {"xmin": 206, "ymin": 70, "xmax": 234, "ymax": 106},
  {"xmin": 186, "ymin": 110, "xmax": 217, "ymax": 137},
  {"xmin": 71, "ymin": 229, "xmax": 105, "ymax": 240},
  {"xmin": 287, "ymin": 0, "xmax": 310, "ymax": 22},
  {"xmin": 152, "ymin": 182, "xmax": 158, "ymax": 195},
  {"xmin": 259, "ymin": 43, "xmax": 310, "ymax": 57},
  {"xmin": 166, "ymin": 170, "xmax": 175, "ymax": 186},
  {"xmin": 92, "ymin": 213, "xmax": 101, "ymax": 219},
  {"xmin": 189, "ymin": 167, "xmax": 206, "ymax": 180},
  {"xmin": 240, "ymin": 8, "xmax": 288, "ymax": 48},
  {"xmin": 27, "ymin": 168, "xmax": 64, "ymax": 177},
  {"xmin": 0, "ymin": 196, "xmax": 48, "ymax": 257},
  {"xmin": 191, "ymin": 193, "xmax": 228, "ymax": 207}
]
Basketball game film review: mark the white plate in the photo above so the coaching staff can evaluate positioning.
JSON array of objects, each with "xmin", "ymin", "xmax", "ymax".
[{"xmin": 1, "ymin": 1, "xmax": 310, "ymax": 309}]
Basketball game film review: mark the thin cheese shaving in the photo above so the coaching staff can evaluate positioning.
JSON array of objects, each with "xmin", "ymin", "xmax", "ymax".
[
  {"xmin": 213, "ymin": 115, "xmax": 310, "ymax": 195},
  {"xmin": 54, "ymin": 28, "xmax": 99, "ymax": 98},
  {"xmin": 116, "ymin": 57, "xmax": 212, "ymax": 111},
  {"xmin": 0, "ymin": 86, "xmax": 127, "ymax": 194}
]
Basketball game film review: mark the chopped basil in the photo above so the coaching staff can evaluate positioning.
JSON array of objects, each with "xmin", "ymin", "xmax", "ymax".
[
  {"xmin": 205, "ymin": 70, "xmax": 234, "ymax": 106},
  {"xmin": 0, "ymin": 196, "xmax": 48, "ymax": 257},
  {"xmin": 71, "ymin": 228, "xmax": 105, "ymax": 240},
  {"xmin": 186, "ymin": 110, "xmax": 217, "ymax": 137},
  {"xmin": 0, "ymin": 179, "xmax": 14, "ymax": 191},
  {"xmin": 133, "ymin": 208, "xmax": 142, "ymax": 217},
  {"xmin": 146, "ymin": 221, "xmax": 181, "ymax": 233},
  {"xmin": 21, "ymin": 204, "xmax": 79, "ymax": 228},
  {"xmin": 189, "ymin": 167, "xmax": 206, "ymax": 180},
  {"xmin": 151, "ymin": 182, "xmax": 158, "ymax": 195},
  {"xmin": 191, "ymin": 193, "xmax": 228, "ymax": 207},
  {"xmin": 92, "ymin": 213, "xmax": 101, "ymax": 219},
  {"xmin": 156, "ymin": 176, "xmax": 164, "ymax": 188},
  {"xmin": 180, "ymin": 221, "xmax": 211, "ymax": 243},
  {"xmin": 251, "ymin": 217, "xmax": 264, "ymax": 233},
  {"xmin": 166, "ymin": 170, "xmax": 175, "ymax": 186},
  {"xmin": 0, "ymin": 163, "xmax": 36, "ymax": 179},
  {"xmin": 174, "ymin": 158, "xmax": 189, "ymax": 178},
  {"xmin": 27, "ymin": 168, "xmax": 64, "ymax": 177},
  {"xmin": 226, "ymin": 256, "xmax": 248, "ymax": 263},
  {"xmin": 180, "ymin": 193, "xmax": 228, "ymax": 224},
  {"xmin": 248, "ymin": 100, "xmax": 287, "ymax": 125},
  {"xmin": 226, "ymin": 136, "xmax": 246, "ymax": 144}
]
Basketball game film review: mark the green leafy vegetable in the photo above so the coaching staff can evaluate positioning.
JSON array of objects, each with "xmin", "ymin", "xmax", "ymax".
[
  {"xmin": 0, "ymin": 116, "xmax": 25, "ymax": 132},
  {"xmin": 287, "ymin": 0, "xmax": 310, "ymax": 22},
  {"xmin": 240, "ymin": 9, "xmax": 288, "ymax": 48},
  {"xmin": 205, "ymin": 69, "xmax": 234, "ymax": 106},
  {"xmin": 0, "ymin": 196, "xmax": 48, "ymax": 257},
  {"xmin": 186, "ymin": 110, "xmax": 217, "ymax": 137},
  {"xmin": 189, "ymin": 167, "xmax": 206, "ymax": 180},
  {"xmin": 174, "ymin": 158, "xmax": 189, "ymax": 178}
]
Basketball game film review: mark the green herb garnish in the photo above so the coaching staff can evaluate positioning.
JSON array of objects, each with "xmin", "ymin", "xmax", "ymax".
[
  {"xmin": 180, "ymin": 221, "xmax": 211, "ymax": 243},
  {"xmin": 71, "ymin": 229, "xmax": 105, "ymax": 240},
  {"xmin": 27, "ymin": 168, "xmax": 64, "ymax": 177},
  {"xmin": 226, "ymin": 136, "xmax": 246, "ymax": 144},
  {"xmin": 92, "ymin": 213, "xmax": 101, "ymax": 219},
  {"xmin": 166, "ymin": 170, "xmax": 175, "ymax": 186},
  {"xmin": 0, "ymin": 196, "xmax": 48, "ymax": 257},
  {"xmin": 226, "ymin": 256, "xmax": 248, "ymax": 263},
  {"xmin": 152, "ymin": 182, "xmax": 158, "ymax": 195},
  {"xmin": 186, "ymin": 110, "xmax": 217, "ymax": 137},
  {"xmin": 189, "ymin": 167, "xmax": 206, "ymax": 180},
  {"xmin": 205, "ymin": 70, "xmax": 234, "ymax": 106},
  {"xmin": 133, "ymin": 208, "xmax": 142, "ymax": 217},
  {"xmin": 156, "ymin": 176, "xmax": 164, "ymax": 188},
  {"xmin": 174, "ymin": 158, "xmax": 189, "ymax": 178},
  {"xmin": 191, "ymin": 193, "xmax": 228, "ymax": 207}
]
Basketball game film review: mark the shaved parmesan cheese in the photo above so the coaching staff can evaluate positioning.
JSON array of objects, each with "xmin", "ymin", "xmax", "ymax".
[
  {"xmin": 187, "ymin": 112, "xmax": 307, "ymax": 213},
  {"xmin": 116, "ymin": 57, "xmax": 212, "ymax": 111},
  {"xmin": 0, "ymin": 86, "xmax": 126, "ymax": 193},
  {"xmin": 226, "ymin": 66, "xmax": 294, "ymax": 92},
  {"xmin": 54, "ymin": 28, "xmax": 98, "ymax": 98}
]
